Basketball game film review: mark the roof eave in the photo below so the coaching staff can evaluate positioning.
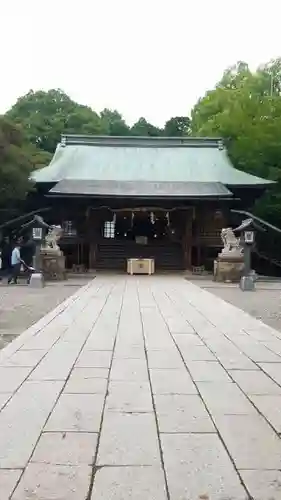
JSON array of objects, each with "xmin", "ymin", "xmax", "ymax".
[{"xmin": 46, "ymin": 193, "xmax": 233, "ymax": 200}]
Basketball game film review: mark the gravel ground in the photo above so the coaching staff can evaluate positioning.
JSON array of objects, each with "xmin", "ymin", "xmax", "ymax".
[
  {"xmin": 0, "ymin": 278, "xmax": 90, "ymax": 350},
  {"xmin": 192, "ymin": 279, "xmax": 281, "ymax": 332}
]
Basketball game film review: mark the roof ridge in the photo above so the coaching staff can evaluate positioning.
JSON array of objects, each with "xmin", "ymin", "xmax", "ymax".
[{"xmin": 60, "ymin": 134, "xmax": 224, "ymax": 149}]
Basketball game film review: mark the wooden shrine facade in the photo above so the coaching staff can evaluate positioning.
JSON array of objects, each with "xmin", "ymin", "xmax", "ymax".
[
  {"xmin": 39, "ymin": 198, "xmax": 228, "ymax": 272},
  {"xmin": 30, "ymin": 135, "xmax": 272, "ymax": 272}
]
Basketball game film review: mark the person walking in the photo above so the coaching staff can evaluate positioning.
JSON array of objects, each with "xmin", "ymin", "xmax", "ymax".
[{"xmin": 8, "ymin": 241, "xmax": 26, "ymax": 285}]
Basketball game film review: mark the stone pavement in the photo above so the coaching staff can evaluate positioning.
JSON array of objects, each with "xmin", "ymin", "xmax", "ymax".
[
  {"xmin": 195, "ymin": 279, "xmax": 281, "ymax": 332},
  {"xmin": 1, "ymin": 276, "xmax": 281, "ymax": 499}
]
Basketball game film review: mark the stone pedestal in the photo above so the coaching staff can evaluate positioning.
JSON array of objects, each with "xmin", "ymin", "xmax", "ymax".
[
  {"xmin": 29, "ymin": 272, "xmax": 45, "ymax": 288},
  {"xmin": 40, "ymin": 252, "xmax": 66, "ymax": 281},
  {"xmin": 214, "ymin": 254, "xmax": 244, "ymax": 283},
  {"xmin": 240, "ymin": 275, "xmax": 255, "ymax": 291}
]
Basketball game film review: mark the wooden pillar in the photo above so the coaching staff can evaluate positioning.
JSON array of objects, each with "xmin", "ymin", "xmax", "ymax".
[
  {"xmin": 89, "ymin": 243, "xmax": 97, "ymax": 270},
  {"xmin": 86, "ymin": 208, "xmax": 101, "ymax": 270},
  {"xmin": 182, "ymin": 209, "xmax": 193, "ymax": 270}
]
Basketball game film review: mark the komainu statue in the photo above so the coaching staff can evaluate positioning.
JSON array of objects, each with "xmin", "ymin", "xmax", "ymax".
[
  {"xmin": 214, "ymin": 226, "xmax": 244, "ymax": 282},
  {"xmin": 40, "ymin": 224, "xmax": 65, "ymax": 280},
  {"xmin": 42, "ymin": 225, "xmax": 63, "ymax": 254},
  {"xmin": 220, "ymin": 227, "xmax": 242, "ymax": 256}
]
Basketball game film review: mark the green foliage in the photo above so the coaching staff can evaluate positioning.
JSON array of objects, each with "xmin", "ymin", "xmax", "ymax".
[
  {"xmin": 0, "ymin": 116, "xmax": 50, "ymax": 207},
  {"xmin": 7, "ymin": 89, "xmax": 106, "ymax": 153},
  {"xmin": 163, "ymin": 116, "xmax": 191, "ymax": 136},
  {"xmin": 191, "ymin": 58, "xmax": 281, "ymax": 224},
  {"xmin": 130, "ymin": 117, "xmax": 162, "ymax": 136},
  {"xmin": 100, "ymin": 109, "xmax": 130, "ymax": 136},
  {"xmin": 6, "ymin": 89, "xmax": 193, "ymax": 161}
]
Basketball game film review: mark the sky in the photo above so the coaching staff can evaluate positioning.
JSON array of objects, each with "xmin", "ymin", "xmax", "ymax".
[{"xmin": 1, "ymin": 0, "xmax": 281, "ymax": 126}]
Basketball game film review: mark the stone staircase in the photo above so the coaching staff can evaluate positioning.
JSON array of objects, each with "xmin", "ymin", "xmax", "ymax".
[{"xmin": 95, "ymin": 240, "xmax": 184, "ymax": 271}]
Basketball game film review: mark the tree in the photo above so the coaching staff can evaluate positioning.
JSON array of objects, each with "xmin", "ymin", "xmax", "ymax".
[
  {"xmin": 7, "ymin": 89, "xmax": 106, "ymax": 153},
  {"xmin": 100, "ymin": 109, "xmax": 130, "ymax": 136},
  {"xmin": 163, "ymin": 116, "xmax": 191, "ymax": 136},
  {"xmin": 191, "ymin": 58, "xmax": 281, "ymax": 224},
  {"xmin": 0, "ymin": 116, "xmax": 49, "ymax": 207},
  {"xmin": 130, "ymin": 117, "xmax": 162, "ymax": 136}
]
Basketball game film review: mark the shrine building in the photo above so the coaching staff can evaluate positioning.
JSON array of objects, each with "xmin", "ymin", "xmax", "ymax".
[{"xmin": 31, "ymin": 134, "xmax": 272, "ymax": 272}]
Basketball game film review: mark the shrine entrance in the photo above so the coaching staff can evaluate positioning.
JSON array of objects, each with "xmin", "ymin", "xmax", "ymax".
[
  {"xmin": 95, "ymin": 208, "xmax": 188, "ymax": 272},
  {"xmin": 106, "ymin": 209, "xmax": 173, "ymax": 243}
]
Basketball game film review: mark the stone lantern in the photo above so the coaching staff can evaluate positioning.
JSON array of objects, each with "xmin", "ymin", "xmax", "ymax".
[{"xmin": 234, "ymin": 218, "xmax": 262, "ymax": 291}]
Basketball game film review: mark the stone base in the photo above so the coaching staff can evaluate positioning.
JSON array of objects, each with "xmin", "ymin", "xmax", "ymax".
[
  {"xmin": 29, "ymin": 272, "xmax": 45, "ymax": 288},
  {"xmin": 240, "ymin": 275, "xmax": 255, "ymax": 291},
  {"xmin": 214, "ymin": 258, "xmax": 244, "ymax": 283},
  {"xmin": 40, "ymin": 253, "xmax": 66, "ymax": 281}
]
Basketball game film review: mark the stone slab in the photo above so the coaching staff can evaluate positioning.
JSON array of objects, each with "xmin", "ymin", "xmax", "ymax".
[
  {"xmin": 31, "ymin": 432, "xmax": 98, "ymax": 465},
  {"xmin": 113, "ymin": 344, "xmax": 145, "ymax": 359},
  {"xmin": 197, "ymin": 382, "xmax": 256, "ymax": 415},
  {"xmin": 240, "ymin": 469, "xmax": 281, "ymax": 500},
  {"xmin": 0, "ymin": 349, "xmax": 46, "ymax": 367},
  {"xmin": 150, "ymin": 369, "xmax": 197, "ymax": 395},
  {"xmin": 75, "ymin": 350, "xmax": 112, "ymax": 368},
  {"xmin": 0, "ymin": 393, "xmax": 12, "ymax": 410},
  {"xmin": 0, "ymin": 469, "xmax": 22, "ymax": 499},
  {"xmin": 64, "ymin": 369, "xmax": 108, "ymax": 394},
  {"xmin": 0, "ymin": 366, "xmax": 32, "ymax": 392},
  {"xmin": 250, "ymin": 395, "xmax": 281, "ymax": 433},
  {"xmin": 237, "ymin": 342, "xmax": 281, "ymax": 362},
  {"xmin": 186, "ymin": 361, "xmax": 231, "ymax": 382},
  {"xmin": 12, "ymin": 464, "xmax": 91, "ymax": 500},
  {"xmin": 29, "ymin": 342, "xmax": 82, "ymax": 381},
  {"xmin": 263, "ymin": 340, "xmax": 281, "ymax": 356},
  {"xmin": 172, "ymin": 333, "xmax": 205, "ymax": 346},
  {"xmin": 67, "ymin": 367, "xmax": 109, "ymax": 379},
  {"xmin": 105, "ymin": 381, "xmax": 153, "ymax": 412},
  {"xmin": 214, "ymin": 414, "xmax": 281, "ymax": 469},
  {"xmin": 45, "ymin": 393, "xmax": 104, "ymax": 432},
  {"xmin": 84, "ymin": 335, "xmax": 116, "ymax": 351},
  {"xmin": 154, "ymin": 394, "xmax": 215, "ymax": 433},
  {"xmin": 230, "ymin": 369, "xmax": 281, "ymax": 395},
  {"xmin": 20, "ymin": 328, "xmax": 64, "ymax": 351},
  {"xmin": 180, "ymin": 345, "xmax": 217, "ymax": 361},
  {"xmin": 110, "ymin": 358, "xmax": 148, "ymax": 381},
  {"xmin": 259, "ymin": 362, "xmax": 281, "ymax": 385},
  {"xmin": 91, "ymin": 466, "xmax": 168, "ymax": 500},
  {"xmin": 161, "ymin": 433, "xmax": 247, "ymax": 500},
  {"xmin": 147, "ymin": 350, "xmax": 184, "ymax": 369},
  {"xmin": 216, "ymin": 354, "xmax": 257, "ymax": 370},
  {"xmin": 0, "ymin": 380, "xmax": 64, "ymax": 468},
  {"xmin": 144, "ymin": 336, "xmax": 175, "ymax": 351},
  {"xmin": 165, "ymin": 317, "xmax": 194, "ymax": 333},
  {"xmin": 244, "ymin": 322, "xmax": 279, "ymax": 339},
  {"xmin": 97, "ymin": 412, "xmax": 161, "ymax": 466}
]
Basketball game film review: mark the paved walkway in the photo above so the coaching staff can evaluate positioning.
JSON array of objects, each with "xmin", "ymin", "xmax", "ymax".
[{"xmin": 1, "ymin": 276, "xmax": 281, "ymax": 499}]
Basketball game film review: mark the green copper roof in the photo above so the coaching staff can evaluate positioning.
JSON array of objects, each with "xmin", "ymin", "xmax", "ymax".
[{"xmin": 33, "ymin": 135, "xmax": 272, "ymax": 192}]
